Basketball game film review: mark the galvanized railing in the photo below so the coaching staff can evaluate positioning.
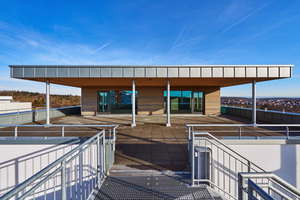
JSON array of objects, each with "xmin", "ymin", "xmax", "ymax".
[
  {"xmin": 0, "ymin": 124, "xmax": 118, "ymax": 142},
  {"xmin": 186, "ymin": 124, "xmax": 300, "ymax": 150},
  {"xmin": 185, "ymin": 130, "xmax": 264, "ymax": 199},
  {"xmin": 0, "ymin": 130, "xmax": 106, "ymax": 200},
  {"xmin": 185, "ymin": 124, "xmax": 300, "ymax": 200},
  {"xmin": 238, "ymin": 172, "xmax": 300, "ymax": 200}
]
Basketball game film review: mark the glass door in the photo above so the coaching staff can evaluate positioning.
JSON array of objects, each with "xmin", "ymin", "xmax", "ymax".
[
  {"xmin": 98, "ymin": 92, "xmax": 110, "ymax": 113},
  {"xmin": 193, "ymin": 91, "xmax": 203, "ymax": 113}
]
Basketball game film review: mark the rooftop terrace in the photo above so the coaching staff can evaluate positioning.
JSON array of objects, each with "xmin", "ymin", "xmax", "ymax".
[{"xmin": 0, "ymin": 114, "xmax": 294, "ymax": 172}]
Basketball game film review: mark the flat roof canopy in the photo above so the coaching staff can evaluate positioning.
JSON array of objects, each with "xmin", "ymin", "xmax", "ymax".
[{"xmin": 10, "ymin": 65, "xmax": 293, "ymax": 87}]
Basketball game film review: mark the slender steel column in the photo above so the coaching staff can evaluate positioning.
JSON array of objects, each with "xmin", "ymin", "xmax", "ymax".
[
  {"xmin": 252, "ymin": 79, "xmax": 256, "ymax": 125},
  {"xmin": 166, "ymin": 79, "xmax": 171, "ymax": 126},
  {"xmin": 131, "ymin": 79, "xmax": 136, "ymax": 127},
  {"xmin": 46, "ymin": 79, "xmax": 50, "ymax": 125}
]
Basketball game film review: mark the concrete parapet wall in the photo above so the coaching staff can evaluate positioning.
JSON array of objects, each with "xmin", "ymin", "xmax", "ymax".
[
  {"xmin": 0, "ymin": 102, "xmax": 32, "ymax": 114},
  {"xmin": 0, "ymin": 106, "xmax": 81, "ymax": 125},
  {"xmin": 221, "ymin": 106, "xmax": 300, "ymax": 124}
]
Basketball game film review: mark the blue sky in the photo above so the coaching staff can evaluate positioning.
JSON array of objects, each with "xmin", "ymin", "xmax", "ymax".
[{"xmin": 0, "ymin": 0, "xmax": 300, "ymax": 97}]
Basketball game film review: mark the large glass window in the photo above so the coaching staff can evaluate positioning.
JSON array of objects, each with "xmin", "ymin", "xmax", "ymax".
[
  {"xmin": 164, "ymin": 90, "xmax": 204, "ymax": 114},
  {"xmin": 164, "ymin": 91, "xmax": 192, "ymax": 114},
  {"xmin": 98, "ymin": 92, "xmax": 109, "ymax": 113},
  {"xmin": 98, "ymin": 91, "xmax": 137, "ymax": 114},
  {"xmin": 193, "ymin": 92, "xmax": 203, "ymax": 113}
]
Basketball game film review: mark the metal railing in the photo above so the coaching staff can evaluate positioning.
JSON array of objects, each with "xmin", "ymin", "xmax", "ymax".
[
  {"xmin": 0, "ymin": 124, "xmax": 118, "ymax": 142},
  {"xmin": 221, "ymin": 105, "xmax": 300, "ymax": 124},
  {"xmin": 185, "ymin": 130, "xmax": 264, "ymax": 199},
  {"xmin": 186, "ymin": 124, "xmax": 300, "ymax": 148},
  {"xmin": 185, "ymin": 124, "xmax": 300, "ymax": 200},
  {"xmin": 0, "ymin": 106, "xmax": 81, "ymax": 126},
  {"xmin": 238, "ymin": 172, "xmax": 300, "ymax": 200},
  {"xmin": 0, "ymin": 130, "xmax": 106, "ymax": 200},
  {"xmin": 222, "ymin": 105, "xmax": 300, "ymax": 116}
]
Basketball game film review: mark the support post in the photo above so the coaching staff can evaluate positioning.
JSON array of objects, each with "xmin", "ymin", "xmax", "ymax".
[
  {"xmin": 46, "ymin": 79, "xmax": 50, "ymax": 125},
  {"xmin": 191, "ymin": 131, "xmax": 194, "ymax": 186},
  {"xmin": 252, "ymin": 79, "xmax": 256, "ymax": 125},
  {"xmin": 97, "ymin": 135, "xmax": 101, "ymax": 188},
  {"xmin": 166, "ymin": 79, "xmax": 171, "ymax": 126},
  {"xmin": 61, "ymin": 159, "xmax": 66, "ymax": 200},
  {"xmin": 131, "ymin": 79, "xmax": 136, "ymax": 127}
]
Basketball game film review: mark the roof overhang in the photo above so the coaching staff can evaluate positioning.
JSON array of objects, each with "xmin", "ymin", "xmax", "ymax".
[{"xmin": 9, "ymin": 65, "xmax": 293, "ymax": 87}]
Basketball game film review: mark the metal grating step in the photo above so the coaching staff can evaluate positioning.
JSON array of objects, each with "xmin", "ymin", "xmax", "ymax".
[{"xmin": 96, "ymin": 175, "xmax": 224, "ymax": 200}]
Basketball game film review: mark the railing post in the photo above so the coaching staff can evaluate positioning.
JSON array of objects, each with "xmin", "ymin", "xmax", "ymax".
[
  {"xmin": 286, "ymin": 126, "xmax": 289, "ymax": 140},
  {"xmin": 166, "ymin": 79, "xmax": 171, "ymax": 127},
  {"xmin": 238, "ymin": 173, "xmax": 244, "ymax": 200},
  {"xmin": 61, "ymin": 159, "xmax": 66, "ymax": 200},
  {"xmin": 62, "ymin": 126, "xmax": 65, "ymax": 138},
  {"xmin": 14, "ymin": 126, "xmax": 18, "ymax": 139},
  {"xmin": 103, "ymin": 135, "xmax": 106, "ymax": 175},
  {"xmin": 191, "ymin": 130, "xmax": 194, "ymax": 186},
  {"xmin": 252, "ymin": 79, "xmax": 257, "ymax": 125},
  {"xmin": 97, "ymin": 135, "xmax": 101, "ymax": 188},
  {"xmin": 112, "ymin": 127, "xmax": 116, "ymax": 151},
  {"xmin": 188, "ymin": 127, "xmax": 190, "ymax": 151},
  {"xmin": 248, "ymin": 160, "xmax": 251, "ymax": 172},
  {"xmin": 239, "ymin": 126, "xmax": 242, "ymax": 139}
]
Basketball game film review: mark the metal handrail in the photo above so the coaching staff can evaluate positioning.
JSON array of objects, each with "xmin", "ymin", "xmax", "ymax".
[
  {"xmin": 186, "ymin": 124, "xmax": 300, "ymax": 199},
  {"xmin": 0, "ymin": 124, "xmax": 119, "ymax": 139},
  {"xmin": 186, "ymin": 124, "xmax": 267, "ymax": 199},
  {"xmin": 0, "ymin": 130, "xmax": 106, "ymax": 200},
  {"xmin": 247, "ymin": 179, "xmax": 273, "ymax": 200},
  {"xmin": 185, "ymin": 124, "xmax": 300, "ymax": 145},
  {"xmin": 238, "ymin": 172, "xmax": 300, "ymax": 200},
  {"xmin": 222, "ymin": 105, "xmax": 300, "ymax": 116},
  {"xmin": 194, "ymin": 132, "xmax": 265, "ymax": 172}
]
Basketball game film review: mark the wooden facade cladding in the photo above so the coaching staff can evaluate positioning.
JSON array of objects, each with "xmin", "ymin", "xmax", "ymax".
[{"xmin": 137, "ymin": 87, "xmax": 164, "ymax": 115}]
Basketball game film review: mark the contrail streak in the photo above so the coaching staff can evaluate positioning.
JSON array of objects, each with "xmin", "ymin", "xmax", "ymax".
[
  {"xmin": 222, "ymin": 1, "xmax": 273, "ymax": 34},
  {"xmin": 169, "ymin": 19, "xmax": 190, "ymax": 54},
  {"xmin": 90, "ymin": 42, "xmax": 111, "ymax": 55}
]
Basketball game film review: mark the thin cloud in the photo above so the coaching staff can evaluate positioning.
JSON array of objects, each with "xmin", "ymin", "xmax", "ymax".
[
  {"xmin": 90, "ymin": 42, "xmax": 111, "ymax": 55},
  {"xmin": 222, "ymin": 1, "xmax": 273, "ymax": 34},
  {"xmin": 168, "ymin": 19, "xmax": 190, "ymax": 54}
]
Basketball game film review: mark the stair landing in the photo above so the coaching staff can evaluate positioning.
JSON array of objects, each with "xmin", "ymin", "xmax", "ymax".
[{"xmin": 96, "ymin": 175, "xmax": 224, "ymax": 200}]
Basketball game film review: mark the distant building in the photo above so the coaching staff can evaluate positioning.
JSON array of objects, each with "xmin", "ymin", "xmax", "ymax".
[{"xmin": 0, "ymin": 96, "xmax": 32, "ymax": 114}]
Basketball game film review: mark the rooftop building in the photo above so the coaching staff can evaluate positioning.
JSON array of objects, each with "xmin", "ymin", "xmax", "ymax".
[{"xmin": 1, "ymin": 64, "xmax": 299, "ymax": 200}]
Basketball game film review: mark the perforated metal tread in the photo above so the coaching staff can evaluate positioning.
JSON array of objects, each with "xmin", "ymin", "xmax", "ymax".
[{"xmin": 96, "ymin": 175, "xmax": 223, "ymax": 199}]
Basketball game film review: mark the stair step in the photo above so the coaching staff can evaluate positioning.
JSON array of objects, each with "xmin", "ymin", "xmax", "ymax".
[{"xmin": 96, "ymin": 175, "xmax": 225, "ymax": 200}]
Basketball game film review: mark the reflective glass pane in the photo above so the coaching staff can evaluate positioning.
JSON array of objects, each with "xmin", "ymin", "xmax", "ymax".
[
  {"xmin": 110, "ymin": 91, "xmax": 137, "ymax": 114},
  {"xmin": 164, "ymin": 91, "xmax": 191, "ymax": 113},
  {"xmin": 193, "ymin": 92, "xmax": 203, "ymax": 112},
  {"xmin": 99, "ymin": 92, "xmax": 109, "ymax": 112}
]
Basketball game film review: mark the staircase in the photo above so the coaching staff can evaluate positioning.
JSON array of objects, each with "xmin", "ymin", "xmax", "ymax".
[{"xmin": 96, "ymin": 174, "xmax": 225, "ymax": 200}]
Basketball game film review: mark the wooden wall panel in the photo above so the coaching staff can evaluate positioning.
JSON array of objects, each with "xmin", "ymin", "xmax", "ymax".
[
  {"xmin": 81, "ymin": 87, "xmax": 97, "ymax": 115},
  {"xmin": 204, "ymin": 87, "xmax": 220, "ymax": 115},
  {"xmin": 137, "ymin": 87, "xmax": 164, "ymax": 115}
]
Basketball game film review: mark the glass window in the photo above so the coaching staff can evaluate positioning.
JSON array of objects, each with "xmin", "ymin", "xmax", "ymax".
[
  {"xmin": 164, "ymin": 91, "xmax": 192, "ymax": 114},
  {"xmin": 110, "ymin": 91, "xmax": 137, "ymax": 114}
]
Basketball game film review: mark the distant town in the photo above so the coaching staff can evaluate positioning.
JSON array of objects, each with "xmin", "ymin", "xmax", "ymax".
[{"xmin": 221, "ymin": 97, "xmax": 300, "ymax": 113}]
